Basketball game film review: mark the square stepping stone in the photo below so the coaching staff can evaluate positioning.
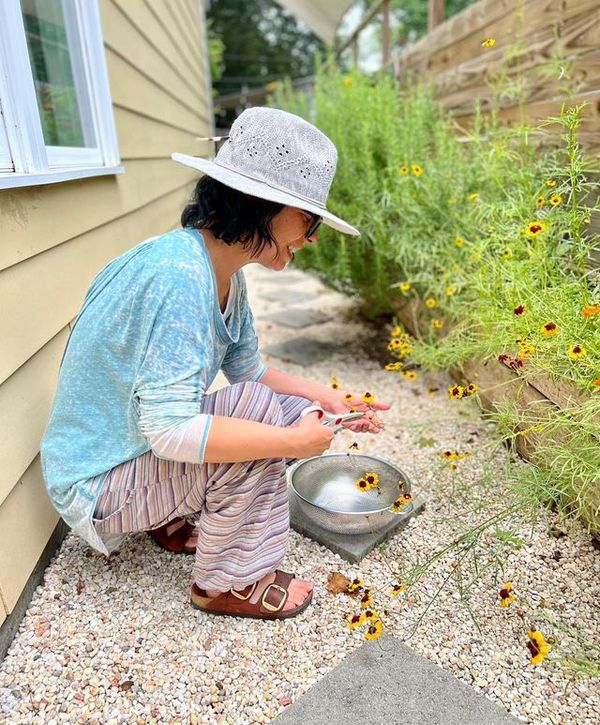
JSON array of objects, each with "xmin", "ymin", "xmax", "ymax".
[
  {"xmin": 259, "ymin": 289, "xmax": 319, "ymax": 304},
  {"xmin": 288, "ymin": 488, "xmax": 426, "ymax": 563},
  {"xmin": 274, "ymin": 634, "xmax": 519, "ymax": 724},
  {"xmin": 262, "ymin": 308, "xmax": 333, "ymax": 329},
  {"xmin": 262, "ymin": 337, "xmax": 338, "ymax": 366}
]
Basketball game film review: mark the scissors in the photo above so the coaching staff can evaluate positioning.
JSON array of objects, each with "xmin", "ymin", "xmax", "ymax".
[{"xmin": 298, "ymin": 405, "xmax": 365, "ymax": 433}]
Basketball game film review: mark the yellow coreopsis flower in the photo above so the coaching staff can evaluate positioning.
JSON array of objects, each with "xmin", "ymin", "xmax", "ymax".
[
  {"xmin": 362, "ymin": 392, "xmax": 376, "ymax": 404},
  {"xmin": 468, "ymin": 193, "xmax": 480, "ymax": 202},
  {"xmin": 399, "ymin": 282, "xmax": 411, "ymax": 293},
  {"xmin": 446, "ymin": 284, "xmax": 457, "ymax": 296},
  {"xmin": 363, "ymin": 608, "xmax": 380, "ymax": 622},
  {"xmin": 385, "ymin": 362, "xmax": 403, "ymax": 371},
  {"xmin": 388, "ymin": 338, "xmax": 402, "ymax": 351},
  {"xmin": 481, "ymin": 38, "xmax": 496, "ymax": 47},
  {"xmin": 390, "ymin": 583, "xmax": 407, "ymax": 596},
  {"xmin": 535, "ymin": 196, "xmax": 546, "ymax": 207},
  {"xmin": 357, "ymin": 478, "xmax": 369, "ymax": 492},
  {"xmin": 501, "ymin": 248, "xmax": 513, "ymax": 260},
  {"xmin": 330, "ymin": 376, "xmax": 340, "ymax": 390},
  {"xmin": 391, "ymin": 325, "xmax": 403, "ymax": 337},
  {"xmin": 524, "ymin": 220, "xmax": 547, "ymax": 237},
  {"xmin": 454, "ymin": 236, "xmax": 464, "ymax": 247},
  {"xmin": 364, "ymin": 472, "xmax": 379, "ymax": 489},
  {"xmin": 431, "ymin": 318, "xmax": 443, "ymax": 330},
  {"xmin": 360, "ymin": 589, "xmax": 373, "ymax": 608},
  {"xmin": 411, "ymin": 164, "xmax": 424, "ymax": 176},
  {"xmin": 448, "ymin": 384, "xmax": 464, "ymax": 399},
  {"xmin": 402, "ymin": 370, "xmax": 417, "ymax": 381},
  {"xmin": 541, "ymin": 322, "xmax": 559, "ymax": 337},
  {"xmin": 546, "ymin": 179, "xmax": 557, "ymax": 187},
  {"xmin": 568, "ymin": 345, "xmax": 587, "ymax": 359},
  {"xmin": 518, "ymin": 343, "xmax": 536, "ymax": 359},
  {"xmin": 527, "ymin": 630, "xmax": 551, "ymax": 666},
  {"xmin": 347, "ymin": 613, "xmax": 365, "ymax": 630},
  {"xmin": 347, "ymin": 578, "xmax": 364, "ymax": 593},
  {"xmin": 400, "ymin": 166, "xmax": 409, "ymax": 176},
  {"xmin": 499, "ymin": 582, "xmax": 517, "ymax": 608},
  {"xmin": 549, "ymin": 194, "xmax": 562, "ymax": 206},
  {"xmin": 425, "ymin": 297, "xmax": 437, "ymax": 309},
  {"xmin": 364, "ymin": 619, "xmax": 383, "ymax": 640},
  {"xmin": 464, "ymin": 383, "xmax": 478, "ymax": 395}
]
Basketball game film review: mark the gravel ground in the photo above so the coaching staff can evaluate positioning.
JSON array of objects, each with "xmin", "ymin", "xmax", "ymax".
[{"xmin": 1, "ymin": 263, "xmax": 598, "ymax": 725}]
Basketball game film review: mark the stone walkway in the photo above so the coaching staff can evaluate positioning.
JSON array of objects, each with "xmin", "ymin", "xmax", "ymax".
[{"xmin": 0, "ymin": 262, "xmax": 598, "ymax": 724}]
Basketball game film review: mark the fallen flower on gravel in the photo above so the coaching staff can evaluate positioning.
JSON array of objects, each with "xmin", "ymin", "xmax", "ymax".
[
  {"xmin": 385, "ymin": 362, "xmax": 403, "ymax": 371},
  {"xmin": 390, "ymin": 583, "xmax": 407, "ymax": 596},
  {"xmin": 402, "ymin": 370, "xmax": 417, "ymax": 381},
  {"xmin": 527, "ymin": 630, "xmax": 551, "ymax": 665},
  {"xmin": 499, "ymin": 582, "xmax": 517, "ymax": 608},
  {"xmin": 363, "ymin": 609, "xmax": 380, "ymax": 622},
  {"xmin": 428, "ymin": 387, "xmax": 439, "ymax": 395},
  {"xmin": 348, "ymin": 441, "xmax": 360, "ymax": 451},
  {"xmin": 541, "ymin": 322, "xmax": 559, "ymax": 337},
  {"xmin": 347, "ymin": 578, "xmax": 364, "ymax": 593},
  {"xmin": 347, "ymin": 613, "xmax": 364, "ymax": 630},
  {"xmin": 364, "ymin": 619, "xmax": 383, "ymax": 640},
  {"xmin": 448, "ymin": 384, "xmax": 464, "ymax": 399},
  {"xmin": 581, "ymin": 305, "xmax": 600, "ymax": 317},
  {"xmin": 440, "ymin": 450, "xmax": 458, "ymax": 460},
  {"xmin": 360, "ymin": 590, "xmax": 373, "ymax": 608},
  {"xmin": 481, "ymin": 37, "xmax": 495, "ymax": 46}
]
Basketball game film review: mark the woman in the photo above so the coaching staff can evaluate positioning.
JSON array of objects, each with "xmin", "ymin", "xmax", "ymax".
[{"xmin": 40, "ymin": 107, "xmax": 390, "ymax": 620}]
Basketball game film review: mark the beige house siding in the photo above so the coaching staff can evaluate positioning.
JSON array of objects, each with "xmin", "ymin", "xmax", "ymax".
[{"xmin": 0, "ymin": 0, "xmax": 213, "ymax": 615}]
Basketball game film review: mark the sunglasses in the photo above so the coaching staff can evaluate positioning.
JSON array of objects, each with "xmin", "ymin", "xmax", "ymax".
[{"xmin": 304, "ymin": 214, "xmax": 322, "ymax": 240}]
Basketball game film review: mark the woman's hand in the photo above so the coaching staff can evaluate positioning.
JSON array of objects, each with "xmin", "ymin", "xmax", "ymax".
[
  {"xmin": 317, "ymin": 390, "xmax": 391, "ymax": 435},
  {"xmin": 287, "ymin": 406, "xmax": 335, "ymax": 458}
]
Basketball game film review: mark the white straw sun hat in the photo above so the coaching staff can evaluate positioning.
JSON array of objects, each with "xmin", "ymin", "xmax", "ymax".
[{"xmin": 171, "ymin": 106, "xmax": 359, "ymax": 236}]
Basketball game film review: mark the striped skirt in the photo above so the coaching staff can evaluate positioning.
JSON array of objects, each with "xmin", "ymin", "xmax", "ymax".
[{"xmin": 92, "ymin": 381, "xmax": 311, "ymax": 591}]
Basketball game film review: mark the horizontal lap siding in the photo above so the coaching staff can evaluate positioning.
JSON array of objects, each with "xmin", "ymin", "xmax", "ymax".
[{"xmin": 0, "ymin": 0, "xmax": 212, "ymax": 616}]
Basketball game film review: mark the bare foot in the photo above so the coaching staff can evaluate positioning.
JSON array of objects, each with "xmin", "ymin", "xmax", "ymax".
[
  {"xmin": 205, "ymin": 572, "xmax": 313, "ymax": 612},
  {"xmin": 164, "ymin": 519, "xmax": 198, "ymax": 550}
]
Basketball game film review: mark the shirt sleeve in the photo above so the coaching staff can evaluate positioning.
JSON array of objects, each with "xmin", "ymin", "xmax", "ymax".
[
  {"xmin": 132, "ymin": 264, "xmax": 215, "ymax": 464},
  {"xmin": 221, "ymin": 274, "xmax": 266, "ymax": 385}
]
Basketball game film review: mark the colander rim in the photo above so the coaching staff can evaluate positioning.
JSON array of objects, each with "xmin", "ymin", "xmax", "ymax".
[{"xmin": 288, "ymin": 452, "xmax": 413, "ymax": 515}]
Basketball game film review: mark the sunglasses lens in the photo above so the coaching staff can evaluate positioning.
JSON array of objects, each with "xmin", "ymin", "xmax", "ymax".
[{"xmin": 306, "ymin": 216, "xmax": 322, "ymax": 239}]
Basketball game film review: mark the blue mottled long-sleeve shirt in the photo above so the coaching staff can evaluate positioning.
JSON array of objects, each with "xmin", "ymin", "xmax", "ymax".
[{"xmin": 40, "ymin": 227, "xmax": 266, "ymax": 554}]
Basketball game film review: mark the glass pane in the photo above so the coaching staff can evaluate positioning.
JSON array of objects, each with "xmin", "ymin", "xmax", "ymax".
[
  {"xmin": 0, "ymin": 103, "xmax": 12, "ymax": 171},
  {"xmin": 20, "ymin": 0, "xmax": 95, "ymax": 148}
]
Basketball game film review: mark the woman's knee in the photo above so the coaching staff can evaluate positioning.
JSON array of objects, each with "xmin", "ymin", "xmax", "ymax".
[{"xmin": 227, "ymin": 381, "xmax": 283, "ymax": 426}]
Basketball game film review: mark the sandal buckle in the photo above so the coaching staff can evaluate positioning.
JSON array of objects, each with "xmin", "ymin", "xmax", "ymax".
[
  {"xmin": 261, "ymin": 583, "xmax": 288, "ymax": 612},
  {"xmin": 230, "ymin": 582, "xmax": 257, "ymax": 601}
]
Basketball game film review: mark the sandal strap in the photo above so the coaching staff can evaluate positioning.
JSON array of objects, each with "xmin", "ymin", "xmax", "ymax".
[{"xmin": 261, "ymin": 571, "xmax": 293, "ymax": 612}]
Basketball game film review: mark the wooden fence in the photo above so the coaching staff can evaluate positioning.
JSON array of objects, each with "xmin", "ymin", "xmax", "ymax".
[{"xmin": 394, "ymin": 0, "xmax": 600, "ymax": 154}]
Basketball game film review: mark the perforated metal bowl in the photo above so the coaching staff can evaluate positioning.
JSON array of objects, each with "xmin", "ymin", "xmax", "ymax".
[{"xmin": 288, "ymin": 452, "xmax": 414, "ymax": 535}]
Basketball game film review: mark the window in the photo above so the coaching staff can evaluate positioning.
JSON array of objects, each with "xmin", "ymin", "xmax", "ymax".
[{"xmin": 0, "ymin": 0, "xmax": 122, "ymax": 189}]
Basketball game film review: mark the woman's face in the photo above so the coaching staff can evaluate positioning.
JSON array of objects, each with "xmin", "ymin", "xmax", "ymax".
[{"xmin": 254, "ymin": 206, "xmax": 320, "ymax": 270}]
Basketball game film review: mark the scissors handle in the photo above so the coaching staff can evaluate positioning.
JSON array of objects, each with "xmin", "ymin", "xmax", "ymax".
[{"xmin": 299, "ymin": 405, "xmax": 365, "ymax": 432}]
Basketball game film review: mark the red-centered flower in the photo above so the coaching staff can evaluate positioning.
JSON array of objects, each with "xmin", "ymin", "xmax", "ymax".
[
  {"xmin": 514, "ymin": 305, "xmax": 525, "ymax": 315},
  {"xmin": 498, "ymin": 354, "xmax": 509, "ymax": 364}
]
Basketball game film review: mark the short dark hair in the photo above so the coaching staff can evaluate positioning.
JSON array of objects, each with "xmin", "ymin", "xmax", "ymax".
[{"xmin": 181, "ymin": 175, "xmax": 284, "ymax": 258}]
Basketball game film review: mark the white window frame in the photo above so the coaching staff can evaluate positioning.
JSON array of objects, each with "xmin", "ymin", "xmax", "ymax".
[{"xmin": 0, "ymin": 0, "xmax": 123, "ymax": 189}]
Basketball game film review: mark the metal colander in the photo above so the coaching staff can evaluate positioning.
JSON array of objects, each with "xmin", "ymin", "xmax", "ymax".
[{"xmin": 288, "ymin": 452, "xmax": 414, "ymax": 535}]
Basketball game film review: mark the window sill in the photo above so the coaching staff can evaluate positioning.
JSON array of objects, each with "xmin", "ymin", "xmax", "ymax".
[{"xmin": 0, "ymin": 165, "xmax": 125, "ymax": 190}]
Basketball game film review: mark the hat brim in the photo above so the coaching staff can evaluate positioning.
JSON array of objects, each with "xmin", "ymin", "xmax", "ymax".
[{"xmin": 171, "ymin": 153, "xmax": 360, "ymax": 237}]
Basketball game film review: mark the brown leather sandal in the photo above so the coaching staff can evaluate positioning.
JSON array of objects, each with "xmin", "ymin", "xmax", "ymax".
[
  {"xmin": 147, "ymin": 517, "xmax": 197, "ymax": 555},
  {"xmin": 190, "ymin": 570, "xmax": 313, "ymax": 620}
]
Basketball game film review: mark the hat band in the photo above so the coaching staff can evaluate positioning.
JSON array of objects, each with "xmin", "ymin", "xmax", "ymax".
[{"xmin": 214, "ymin": 158, "xmax": 327, "ymax": 210}]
